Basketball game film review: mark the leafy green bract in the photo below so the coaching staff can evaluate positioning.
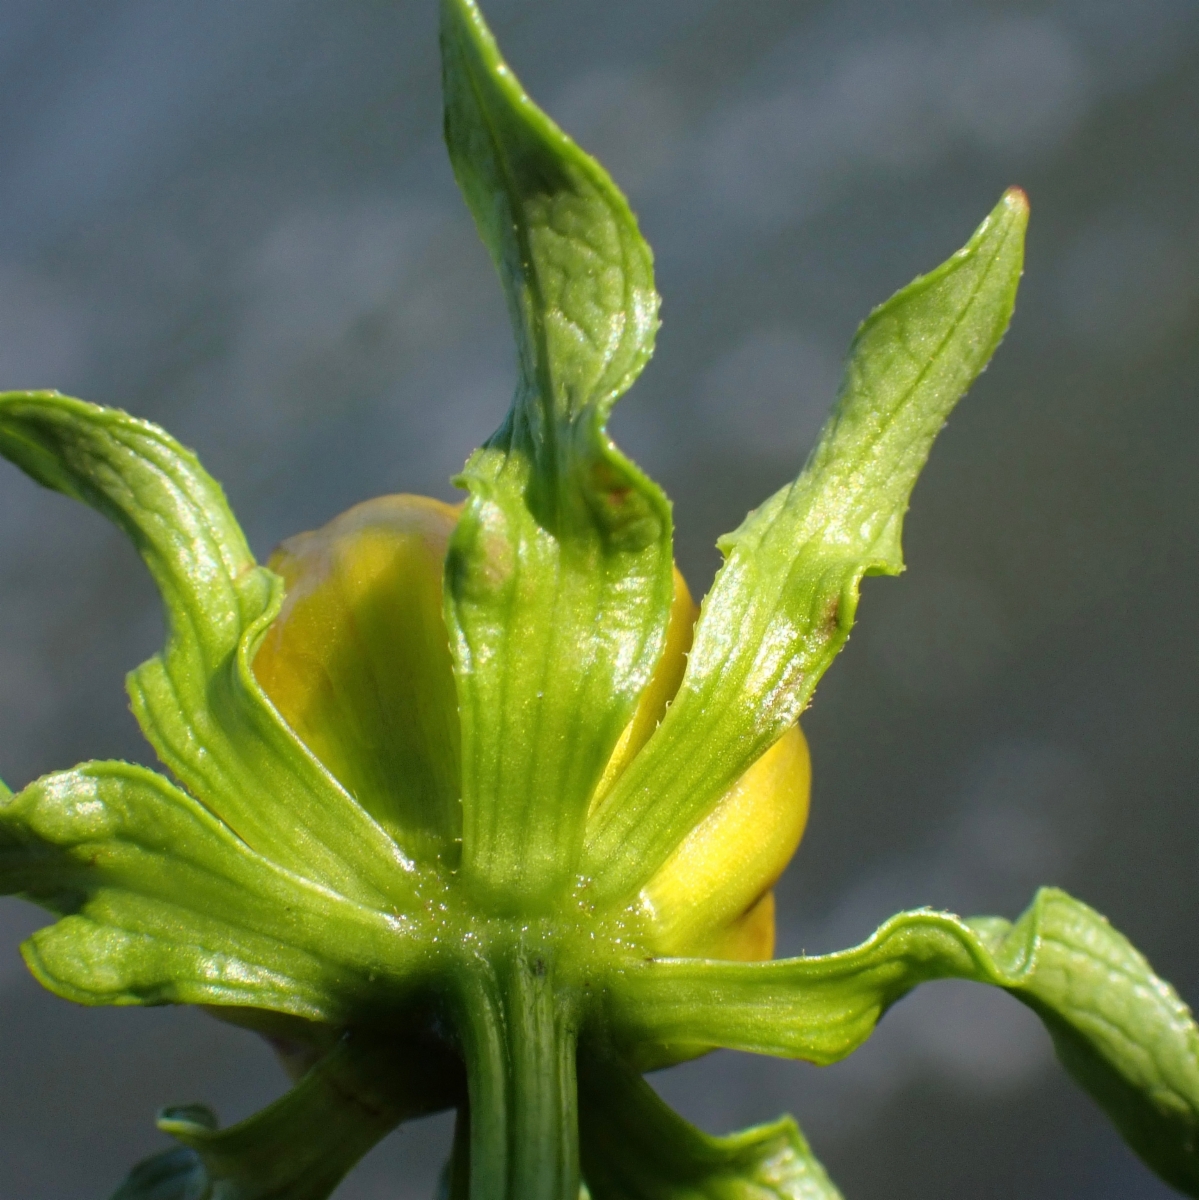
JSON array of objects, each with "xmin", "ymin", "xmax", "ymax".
[
  {"xmin": 109, "ymin": 1034, "xmax": 461, "ymax": 1199},
  {"xmin": 109, "ymin": 1148, "xmax": 207, "ymax": 1200},
  {"xmin": 0, "ymin": 760, "xmax": 430, "ymax": 1016},
  {"xmin": 608, "ymin": 888, "xmax": 1199, "ymax": 1196},
  {"xmin": 584, "ymin": 190, "xmax": 1027, "ymax": 899},
  {"xmin": 440, "ymin": 0, "xmax": 674, "ymax": 902},
  {"xmin": 579, "ymin": 1051, "xmax": 843, "ymax": 1199},
  {"xmin": 0, "ymin": 392, "xmax": 416, "ymax": 906}
]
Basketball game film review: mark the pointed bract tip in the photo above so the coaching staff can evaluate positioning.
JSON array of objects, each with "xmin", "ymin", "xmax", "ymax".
[{"xmin": 1003, "ymin": 186, "xmax": 1030, "ymax": 215}]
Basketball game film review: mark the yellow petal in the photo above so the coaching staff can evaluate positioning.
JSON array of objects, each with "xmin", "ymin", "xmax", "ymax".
[
  {"xmin": 640, "ymin": 722, "xmax": 810, "ymax": 959},
  {"xmin": 253, "ymin": 495, "xmax": 462, "ymax": 861},
  {"xmin": 692, "ymin": 890, "xmax": 777, "ymax": 963},
  {"xmin": 623, "ymin": 894, "xmax": 779, "ymax": 1071}
]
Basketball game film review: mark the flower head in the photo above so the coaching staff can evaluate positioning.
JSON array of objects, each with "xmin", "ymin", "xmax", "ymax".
[{"xmin": 3, "ymin": 4, "xmax": 1199, "ymax": 1200}]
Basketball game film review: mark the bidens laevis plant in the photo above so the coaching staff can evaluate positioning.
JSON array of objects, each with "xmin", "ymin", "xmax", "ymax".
[{"xmin": 2, "ymin": 2, "xmax": 1198, "ymax": 1198}]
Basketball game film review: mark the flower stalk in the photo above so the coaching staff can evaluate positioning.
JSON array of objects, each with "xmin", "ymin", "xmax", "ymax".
[{"xmin": 451, "ymin": 936, "xmax": 580, "ymax": 1200}]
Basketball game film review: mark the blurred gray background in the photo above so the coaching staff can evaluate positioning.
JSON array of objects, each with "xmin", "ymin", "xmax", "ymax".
[{"xmin": 0, "ymin": 0, "xmax": 1196, "ymax": 1196}]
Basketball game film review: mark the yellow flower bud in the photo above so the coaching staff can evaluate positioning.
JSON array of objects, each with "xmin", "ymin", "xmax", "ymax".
[
  {"xmin": 255, "ymin": 499, "xmax": 810, "ymax": 964},
  {"xmin": 253, "ymin": 494, "xmax": 463, "ymax": 863},
  {"xmin": 594, "ymin": 567, "xmax": 811, "ymax": 962},
  {"xmin": 640, "ymin": 724, "xmax": 809, "ymax": 961}
]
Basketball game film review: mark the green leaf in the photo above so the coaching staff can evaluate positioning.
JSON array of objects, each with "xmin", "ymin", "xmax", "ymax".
[
  {"xmin": 0, "ymin": 391, "xmax": 415, "ymax": 906},
  {"xmin": 0, "ymin": 760, "xmax": 432, "ymax": 1017},
  {"xmin": 108, "ymin": 1147, "xmax": 208, "ymax": 1200},
  {"xmin": 579, "ymin": 1049, "xmax": 843, "ymax": 1199},
  {"xmin": 607, "ymin": 887, "xmax": 1199, "ymax": 1196},
  {"xmin": 583, "ymin": 190, "xmax": 1028, "ymax": 900},
  {"xmin": 111, "ymin": 1032, "xmax": 462, "ymax": 1200},
  {"xmin": 440, "ymin": 0, "xmax": 673, "ymax": 900}
]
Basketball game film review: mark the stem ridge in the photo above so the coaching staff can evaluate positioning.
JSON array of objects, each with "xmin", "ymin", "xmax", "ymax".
[{"xmin": 451, "ymin": 939, "xmax": 580, "ymax": 1200}]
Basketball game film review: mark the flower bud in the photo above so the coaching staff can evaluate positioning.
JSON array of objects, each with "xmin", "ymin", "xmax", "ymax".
[
  {"xmin": 255, "ymin": 498, "xmax": 811, "ymax": 965},
  {"xmin": 253, "ymin": 494, "xmax": 463, "ymax": 864},
  {"xmin": 591, "ymin": 568, "xmax": 811, "ymax": 961}
]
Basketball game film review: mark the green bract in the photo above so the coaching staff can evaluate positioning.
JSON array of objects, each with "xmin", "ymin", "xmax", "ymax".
[{"xmin": 1, "ymin": 2, "xmax": 1197, "ymax": 1198}]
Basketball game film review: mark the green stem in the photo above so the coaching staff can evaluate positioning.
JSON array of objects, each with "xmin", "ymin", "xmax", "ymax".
[
  {"xmin": 441, "ymin": 1109, "xmax": 472, "ymax": 1200},
  {"xmin": 452, "ymin": 940, "xmax": 579, "ymax": 1200}
]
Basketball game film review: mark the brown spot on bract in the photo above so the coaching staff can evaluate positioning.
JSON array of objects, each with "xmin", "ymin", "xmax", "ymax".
[{"xmin": 823, "ymin": 595, "xmax": 841, "ymax": 637}]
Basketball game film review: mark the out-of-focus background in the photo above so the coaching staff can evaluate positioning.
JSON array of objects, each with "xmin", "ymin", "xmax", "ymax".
[{"xmin": 0, "ymin": 0, "xmax": 1196, "ymax": 1196}]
